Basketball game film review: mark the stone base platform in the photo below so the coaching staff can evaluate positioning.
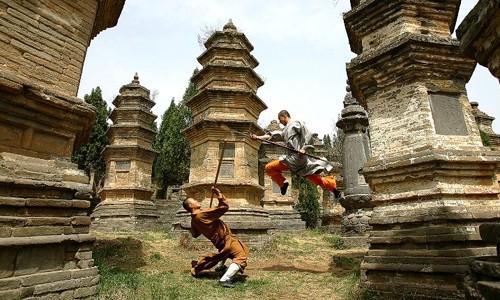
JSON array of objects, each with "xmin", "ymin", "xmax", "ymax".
[
  {"xmin": 90, "ymin": 199, "xmax": 160, "ymax": 231},
  {"xmin": 464, "ymin": 223, "xmax": 500, "ymax": 300}
]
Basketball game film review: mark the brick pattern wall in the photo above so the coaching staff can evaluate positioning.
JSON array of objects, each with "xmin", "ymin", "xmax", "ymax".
[{"xmin": 0, "ymin": 0, "xmax": 98, "ymax": 96}]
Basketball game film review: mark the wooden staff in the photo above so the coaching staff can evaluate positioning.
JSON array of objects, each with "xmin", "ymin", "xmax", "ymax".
[
  {"xmin": 210, "ymin": 140, "xmax": 227, "ymax": 208},
  {"xmin": 219, "ymin": 124, "xmax": 330, "ymax": 164}
]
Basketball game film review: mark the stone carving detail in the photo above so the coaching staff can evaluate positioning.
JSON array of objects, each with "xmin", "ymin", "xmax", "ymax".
[{"xmin": 429, "ymin": 93, "xmax": 468, "ymax": 136}]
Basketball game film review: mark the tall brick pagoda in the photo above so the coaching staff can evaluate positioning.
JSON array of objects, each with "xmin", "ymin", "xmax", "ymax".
[
  {"xmin": 0, "ymin": 1, "xmax": 125, "ymax": 298},
  {"xmin": 344, "ymin": 0, "xmax": 500, "ymax": 298},
  {"xmin": 91, "ymin": 73, "xmax": 160, "ymax": 231},
  {"xmin": 172, "ymin": 19, "xmax": 274, "ymax": 246}
]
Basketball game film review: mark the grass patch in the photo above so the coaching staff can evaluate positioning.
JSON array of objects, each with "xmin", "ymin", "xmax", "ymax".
[
  {"xmin": 324, "ymin": 235, "xmax": 346, "ymax": 250},
  {"xmin": 91, "ymin": 229, "xmax": 367, "ymax": 299}
]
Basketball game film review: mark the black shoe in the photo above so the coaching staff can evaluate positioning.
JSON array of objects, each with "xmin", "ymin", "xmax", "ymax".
[
  {"xmin": 218, "ymin": 279, "xmax": 235, "ymax": 288},
  {"xmin": 215, "ymin": 264, "xmax": 227, "ymax": 272},
  {"xmin": 333, "ymin": 189, "xmax": 342, "ymax": 199},
  {"xmin": 280, "ymin": 182, "xmax": 289, "ymax": 195}
]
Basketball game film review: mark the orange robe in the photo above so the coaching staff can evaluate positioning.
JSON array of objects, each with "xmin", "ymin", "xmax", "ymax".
[{"xmin": 190, "ymin": 195, "xmax": 250, "ymax": 276}]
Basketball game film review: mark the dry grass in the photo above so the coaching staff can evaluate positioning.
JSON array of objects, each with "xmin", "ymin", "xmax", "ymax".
[{"xmin": 91, "ymin": 228, "xmax": 368, "ymax": 300}]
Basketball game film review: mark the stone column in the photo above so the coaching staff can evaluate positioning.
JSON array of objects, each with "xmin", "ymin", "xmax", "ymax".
[
  {"xmin": 91, "ymin": 74, "xmax": 160, "ymax": 231},
  {"xmin": 172, "ymin": 20, "xmax": 274, "ymax": 247},
  {"xmin": 336, "ymin": 84, "xmax": 373, "ymax": 238},
  {"xmin": 344, "ymin": 1, "xmax": 500, "ymax": 298},
  {"xmin": 0, "ymin": 1, "xmax": 124, "ymax": 299}
]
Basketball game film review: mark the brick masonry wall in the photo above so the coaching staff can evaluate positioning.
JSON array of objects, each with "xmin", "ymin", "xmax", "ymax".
[{"xmin": 0, "ymin": 0, "xmax": 98, "ymax": 96}]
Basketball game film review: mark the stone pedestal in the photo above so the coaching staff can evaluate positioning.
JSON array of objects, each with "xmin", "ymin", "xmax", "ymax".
[
  {"xmin": 344, "ymin": 1, "xmax": 500, "ymax": 298},
  {"xmin": 172, "ymin": 20, "xmax": 274, "ymax": 248},
  {"xmin": 91, "ymin": 74, "xmax": 160, "ymax": 231}
]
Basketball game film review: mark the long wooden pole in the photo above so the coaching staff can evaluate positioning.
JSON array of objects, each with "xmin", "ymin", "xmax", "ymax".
[
  {"xmin": 219, "ymin": 124, "xmax": 330, "ymax": 163},
  {"xmin": 210, "ymin": 140, "xmax": 227, "ymax": 208},
  {"xmin": 252, "ymin": 135, "xmax": 330, "ymax": 163}
]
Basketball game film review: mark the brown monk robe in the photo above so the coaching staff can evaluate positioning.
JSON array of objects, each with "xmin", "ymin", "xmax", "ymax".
[{"xmin": 182, "ymin": 187, "xmax": 250, "ymax": 288}]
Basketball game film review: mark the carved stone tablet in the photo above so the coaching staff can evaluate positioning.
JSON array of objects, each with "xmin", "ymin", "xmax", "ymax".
[{"xmin": 429, "ymin": 93, "xmax": 468, "ymax": 136}]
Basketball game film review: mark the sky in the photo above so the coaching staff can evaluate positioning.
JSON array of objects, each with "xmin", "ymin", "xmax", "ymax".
[{"xmin": 79, "ymin": 0, "xmax": 500, "ymax": 139}]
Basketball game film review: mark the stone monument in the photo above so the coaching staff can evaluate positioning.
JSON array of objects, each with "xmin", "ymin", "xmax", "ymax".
[
  {"xmin": 172, "ymin": 20, "xmax": 275, "ymax": 247},
  {"xmin": 91, "ymin": 74, "xmax": 160, "ymax": 231},
  {"xmin": 336, "ymin": 84, "xmax": 373, "ymax": 239},
  {"xmin": 344, "ymin": 0, "xmax": 500, "ymax": 298},
  {"xmin": 0, "ymin": 1, "xmax": 125, "ymax": 299}
]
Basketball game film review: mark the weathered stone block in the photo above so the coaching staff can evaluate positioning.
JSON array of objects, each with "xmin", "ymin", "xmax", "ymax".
[
  {"xmin": 0, "ymin": 289, "xmax": 20, "ymax": 300},
  {"xmin": 14, "ymin": 245, "xmax": 64, "ymax": 276},
  {"xmin": 73, "ymin": 284, "xmax": 98, "ymax": 298},
  {"xmin": 0, "ymin": 277, "xmax": 21, "ymax": 290},
  {"xmin": 70, "ymin": 267, "xmax": 98, "ymax": 279},
  {"xmin": 33, "ymin": 278, "xmax": 79, "ymax": 295},
  {"xmin": 21, "ymin": 270, "xmax": 71, "ymax": 287}
]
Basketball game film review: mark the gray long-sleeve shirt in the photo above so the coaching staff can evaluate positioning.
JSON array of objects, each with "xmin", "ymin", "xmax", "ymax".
[{"xmin": 269, "ymin": 119, "xmax": 332, "ymax": 177}]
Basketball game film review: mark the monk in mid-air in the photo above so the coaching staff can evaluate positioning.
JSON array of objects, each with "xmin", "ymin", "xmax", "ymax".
[
  {"xmin": 182, "ymin": 187, "xmax": 249, "ymax": 288},
  {"xmin": 251, "ymin": 109, "xmax": 341, "ymax": 198}
]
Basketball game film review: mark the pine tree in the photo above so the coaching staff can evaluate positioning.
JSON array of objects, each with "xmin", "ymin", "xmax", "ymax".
[
  {"xmin": 72, "ymin": 87, "xmax": 110, "ymax": 194},
  {"xmin": 323, "ymin": 134, "xmax": 332, "ymax": 150},
  {"xmin": 293, "ymin": 175, "xmax": 321, "ymax": 228},
  {"xmin": 152, "ymin": 69, "xmax": 197, "ymax": 198}
]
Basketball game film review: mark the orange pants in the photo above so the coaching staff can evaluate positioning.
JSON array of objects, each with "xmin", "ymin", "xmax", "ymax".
[
  {"xmin": 265, "ymin": 160, "xmax": 337, "ymax": 192},
  {"xmin": 191, "ymin": 235, "xmax": 249, "ymax": 276}
]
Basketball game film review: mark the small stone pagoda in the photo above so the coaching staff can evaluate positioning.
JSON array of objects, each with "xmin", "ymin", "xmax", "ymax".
[
  {"xmin": 336, "ymin": 84, "xmax": 373, "ymax": 239},
  {"xmin": 91, "ymin": 74, "xmax": 160, "ymax": 231},
  {"xmin": 172, "ymin": 20, "xmax": 274, "ymax": 247},
  {"xmin": 344, "ymin": 0, "xmax": 500, "ymax": 298}
]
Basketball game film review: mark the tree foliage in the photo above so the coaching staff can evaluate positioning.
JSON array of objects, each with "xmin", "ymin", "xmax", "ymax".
[
  {"xmin": 152, "ymin": 69, "xmax": 197, "ymax": 198},
  {"xmin": 72, "ymin": 87, "xmax": 110, "ymax": 193},
  {"xmin": 323, "ymin": 134, "xmax": 332, "ymax": 150},
  {"xmin": 293, "ymin": 174, "xmax": 321, "ymax": 228}
]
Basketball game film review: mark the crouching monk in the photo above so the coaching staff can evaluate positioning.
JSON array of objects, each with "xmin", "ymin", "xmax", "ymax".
[{"xmin": 182, "ymin": 187, "xmax": 250, "ymax": 288}]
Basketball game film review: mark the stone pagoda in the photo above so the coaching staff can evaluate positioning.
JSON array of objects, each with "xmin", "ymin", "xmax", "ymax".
[
  {"xmin": 344, "ymin": 0, "xmax": 500, "ymax": 298},
  {"xmin": 91, "ymin": 74, "xmax": 160, "ymax": 231},
  {"xmin": 0, "ymin": 1, "xmax": 124, "ymax": 298},
  {"xmin": 172, "ymin": 19, "xmax": 274, "ymax": 247}
]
